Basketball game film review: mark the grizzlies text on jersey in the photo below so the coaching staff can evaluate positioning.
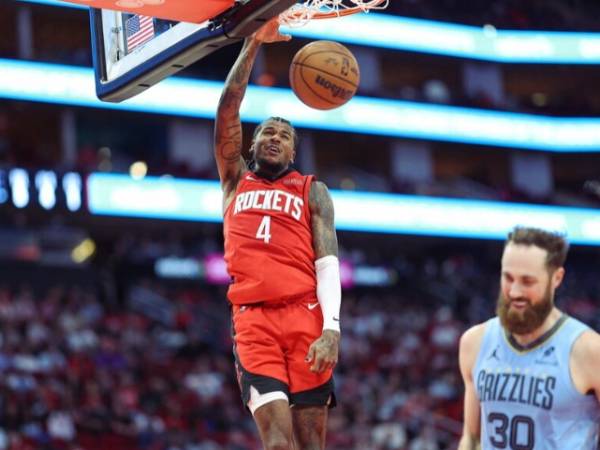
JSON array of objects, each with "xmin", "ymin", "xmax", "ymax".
[{"xmin": 473, "ymin": 316, "xmax": 600, "ymax": 450}]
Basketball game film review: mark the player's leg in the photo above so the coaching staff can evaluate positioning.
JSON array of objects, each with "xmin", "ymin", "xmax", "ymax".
[
  {"xmin": 238, "ymin": 371, "xmax": 296, "ymax": 449},
  {"xmin": 253, "ymin": 399, "xmax": 295, "ymax": 450},
  {"xmin": 291, "ymin": 404, "xmax": 328, "ymax": 450},
  {"xmin": 231, "ymin": 303, "xmax": 295, "ymax": 449},
  {"xmin": 284, "ymin": 301, "xmax": 336, "ymax": 450}
]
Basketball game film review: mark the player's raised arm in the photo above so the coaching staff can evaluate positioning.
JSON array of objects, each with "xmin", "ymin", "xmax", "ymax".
[
  {"xmin": 458, "ymin": 325, "xmax": 484, "ymax": 450},
  {"xmin": 213, "ymin": 19, "xmax": 290, "ymax": 199}
]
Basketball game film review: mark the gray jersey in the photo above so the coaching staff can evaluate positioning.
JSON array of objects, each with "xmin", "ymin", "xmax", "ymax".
[{"xmin": 473, "ymin": 315, "xmax": 600, "ymax": 450}]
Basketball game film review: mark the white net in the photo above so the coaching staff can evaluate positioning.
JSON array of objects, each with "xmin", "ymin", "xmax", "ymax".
[{"xmin": 279, "ymin": 0, "xmax": 389, "ymax": 27}]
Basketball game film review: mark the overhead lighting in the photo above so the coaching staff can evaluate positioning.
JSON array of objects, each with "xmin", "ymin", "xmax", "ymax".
[
  {"xmin": 483, "ymin": 24, "xmax": 497, "ymax": 38},
  {"xmin": 129, "ymin": 161, "xmax": 148, "ymax": 180},
  {"xmin": 3, "ymin": 59, "xmax": 600, "ymax": 152},
  {"xmin": 71, "ymin": 238, "xmax": 96, "ymax": 263},
  {"xmin": 86, "ymin": 173, "xmax": 600, "ymax": 246}
]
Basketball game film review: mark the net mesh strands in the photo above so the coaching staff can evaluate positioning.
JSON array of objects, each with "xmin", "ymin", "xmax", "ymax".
[{"xmin": 279, "ymin": 0, "xmax": 389, "ymax": 26}]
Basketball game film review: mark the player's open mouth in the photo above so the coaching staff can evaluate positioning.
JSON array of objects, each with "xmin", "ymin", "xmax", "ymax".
[
  {"xmin": 266, "ymin": 145, "xmax": 280, "ymax": 155},
  {"xmin": 510, "ymin": 299, "xmax": 529, "ymax": 309}
]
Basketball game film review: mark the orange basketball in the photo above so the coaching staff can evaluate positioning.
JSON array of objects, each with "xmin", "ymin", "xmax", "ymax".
[{"xmin": 289, "ymin": 40, "xmax": 360, "ymax": 110}]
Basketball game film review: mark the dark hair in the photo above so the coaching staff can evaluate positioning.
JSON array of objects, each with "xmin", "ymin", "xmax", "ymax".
[
  {"xmin": 506, "ymin": 226, "xmax": 569, "ymax": 270},
  {"xmin": 252, "ymin": 117, "xmax": 299, "ymax": 150}
]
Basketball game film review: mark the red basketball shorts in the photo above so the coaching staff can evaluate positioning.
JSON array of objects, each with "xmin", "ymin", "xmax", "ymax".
[{"xmin": 231, "ymin": 298, "xmax": 335, "ymax": 409}]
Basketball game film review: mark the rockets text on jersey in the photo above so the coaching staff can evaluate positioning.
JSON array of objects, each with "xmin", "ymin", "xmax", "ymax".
[{"xmin": 232, "ymin": 189, "xmax": 304, "ymax": 221}]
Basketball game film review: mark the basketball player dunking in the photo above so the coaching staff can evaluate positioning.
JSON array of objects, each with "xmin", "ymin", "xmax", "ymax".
[
  {"xmin": 458, "ymin": 227, "xmax": 600, "ymax": 450},
  {"xmin": 213, "ymin": 19, "xmax": 341, "ymax": 450}
]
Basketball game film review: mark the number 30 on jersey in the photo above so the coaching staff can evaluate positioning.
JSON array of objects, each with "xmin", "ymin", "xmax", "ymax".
[{"xmin": 256, "ymin": 216, "xmax": 272, "ymax": 243}]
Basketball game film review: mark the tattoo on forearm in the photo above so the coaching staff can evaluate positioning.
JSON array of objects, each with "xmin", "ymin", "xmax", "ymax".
[
  {"xmin": 218, "ymin": 91, "xmax": 243, "ymax": 113},
  {"xmin": 232, "ymin": 54, "xmax": 254, "ymax": 85},
  {"xmin": 219, "ymin": 41, "xmax": 259, "ymax": 110}
]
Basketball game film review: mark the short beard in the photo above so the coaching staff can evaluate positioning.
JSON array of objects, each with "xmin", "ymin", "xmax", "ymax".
[
  {"xmin": 253, "ymin": 155, "xmax": 287, "ymax": 178},
  {"xmin": 496, "ymin": 283, "xmax": 554, "ymax": 335}
]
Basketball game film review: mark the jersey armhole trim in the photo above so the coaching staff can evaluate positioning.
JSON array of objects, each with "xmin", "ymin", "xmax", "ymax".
[
  {"xmin": 304, "ymin": 175, "xmax": 315, "ymax": 225},
  {"xmin": 471, "ymin": 320, "xmax": 493, "ymax": 384}
]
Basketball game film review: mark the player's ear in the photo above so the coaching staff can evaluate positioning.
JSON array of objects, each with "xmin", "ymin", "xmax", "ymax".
[
  {"xmin": 249, "ymin": 141, "xmax": 256, "ymax": 155},
  {"xmin": 552, "ymin": 267, "xmax": 565, "ymax": 289},
  {"xmin": 291, "ymin": 149, "xmax": 296, "ymax": 164}
]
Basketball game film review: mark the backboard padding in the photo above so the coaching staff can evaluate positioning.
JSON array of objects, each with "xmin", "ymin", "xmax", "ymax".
[
  {"xmin": 68, "ymin": 0, "xmax": 235, "ymax": 23},
  {"xmin": 90, "ymin": 0, "xmax": 297, "ymax": 102}
]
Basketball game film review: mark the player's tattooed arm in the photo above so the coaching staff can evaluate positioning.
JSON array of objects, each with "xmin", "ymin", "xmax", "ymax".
[
  {"xmin": 214, "ymin": 38, "xmax": 259, "ymax": 195},
  {"xmin": 307, "ymin": 180, "xmax": 340, "ymax": 373},
  {"xmin": 214, "ymin": 19, "xmax": 290, "ymax": 199},
  {"xmin": 309, "ymin": 180, "xmax": 338, "ymax": 259}
]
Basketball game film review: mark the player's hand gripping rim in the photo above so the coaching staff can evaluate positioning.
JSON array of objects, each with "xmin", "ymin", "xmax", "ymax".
[
  {"xmin": 251, "ymin": 18, "xmax": 292, "ymax": 44},
  {"xmin": 306, "ymin": 329, "xmax": 340, "ymax": 373}
]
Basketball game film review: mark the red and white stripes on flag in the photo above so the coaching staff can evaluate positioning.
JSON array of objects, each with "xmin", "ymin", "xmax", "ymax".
[{"xmin": 125, "ymin": 14, "xmax": 155, "ymax": 51}]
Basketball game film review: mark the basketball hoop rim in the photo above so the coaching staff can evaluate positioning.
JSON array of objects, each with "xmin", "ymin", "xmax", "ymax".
[{"xmin": 280, "ymin": 0, "xmax": 387, "ymax": 23}]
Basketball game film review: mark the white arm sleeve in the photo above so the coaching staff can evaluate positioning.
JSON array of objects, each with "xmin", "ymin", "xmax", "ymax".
[{"xmin": 315, "ymin": 255, "xmax": 341, "ymax": 332}]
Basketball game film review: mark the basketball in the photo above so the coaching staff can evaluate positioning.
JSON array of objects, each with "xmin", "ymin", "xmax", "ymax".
[{"xmin": 289, "ymin": 40, "xmax": 360, "ymax": 110}]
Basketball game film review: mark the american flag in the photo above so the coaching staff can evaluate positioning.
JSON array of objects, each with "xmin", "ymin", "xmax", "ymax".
[{"xmin": 125, "ymin": 14, "xmax": 155, "ymax": 52}]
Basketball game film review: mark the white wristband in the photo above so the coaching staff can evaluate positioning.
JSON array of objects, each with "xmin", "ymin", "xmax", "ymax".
[{"xmin": 315, "ymin": 255, "xmax": 341, "ymax": 332}]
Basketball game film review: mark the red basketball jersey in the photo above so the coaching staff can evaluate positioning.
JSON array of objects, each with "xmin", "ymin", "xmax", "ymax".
[{"xmin": 223, "ymin": 170, "xmax": 316, "ymax": 305}]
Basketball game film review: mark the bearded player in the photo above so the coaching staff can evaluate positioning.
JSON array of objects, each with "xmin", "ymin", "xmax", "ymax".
[
  {"xmin": 213, "ymin": 19, "xmax": 341, "ymax": 450},
  {"xmin": 458, "ymin": 227, "xmax": 600, "ymax": 450}
]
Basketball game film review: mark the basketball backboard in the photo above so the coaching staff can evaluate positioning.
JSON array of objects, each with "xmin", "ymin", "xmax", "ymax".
[{"xmin": 88, "ymin": 0, "xmax": 296, "ymax": 102}]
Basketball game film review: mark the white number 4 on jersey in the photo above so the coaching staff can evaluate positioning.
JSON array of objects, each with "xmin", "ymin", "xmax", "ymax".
[{"xmin": 256, "ymin": 216, "xmax": 272, "ymax": 243}]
